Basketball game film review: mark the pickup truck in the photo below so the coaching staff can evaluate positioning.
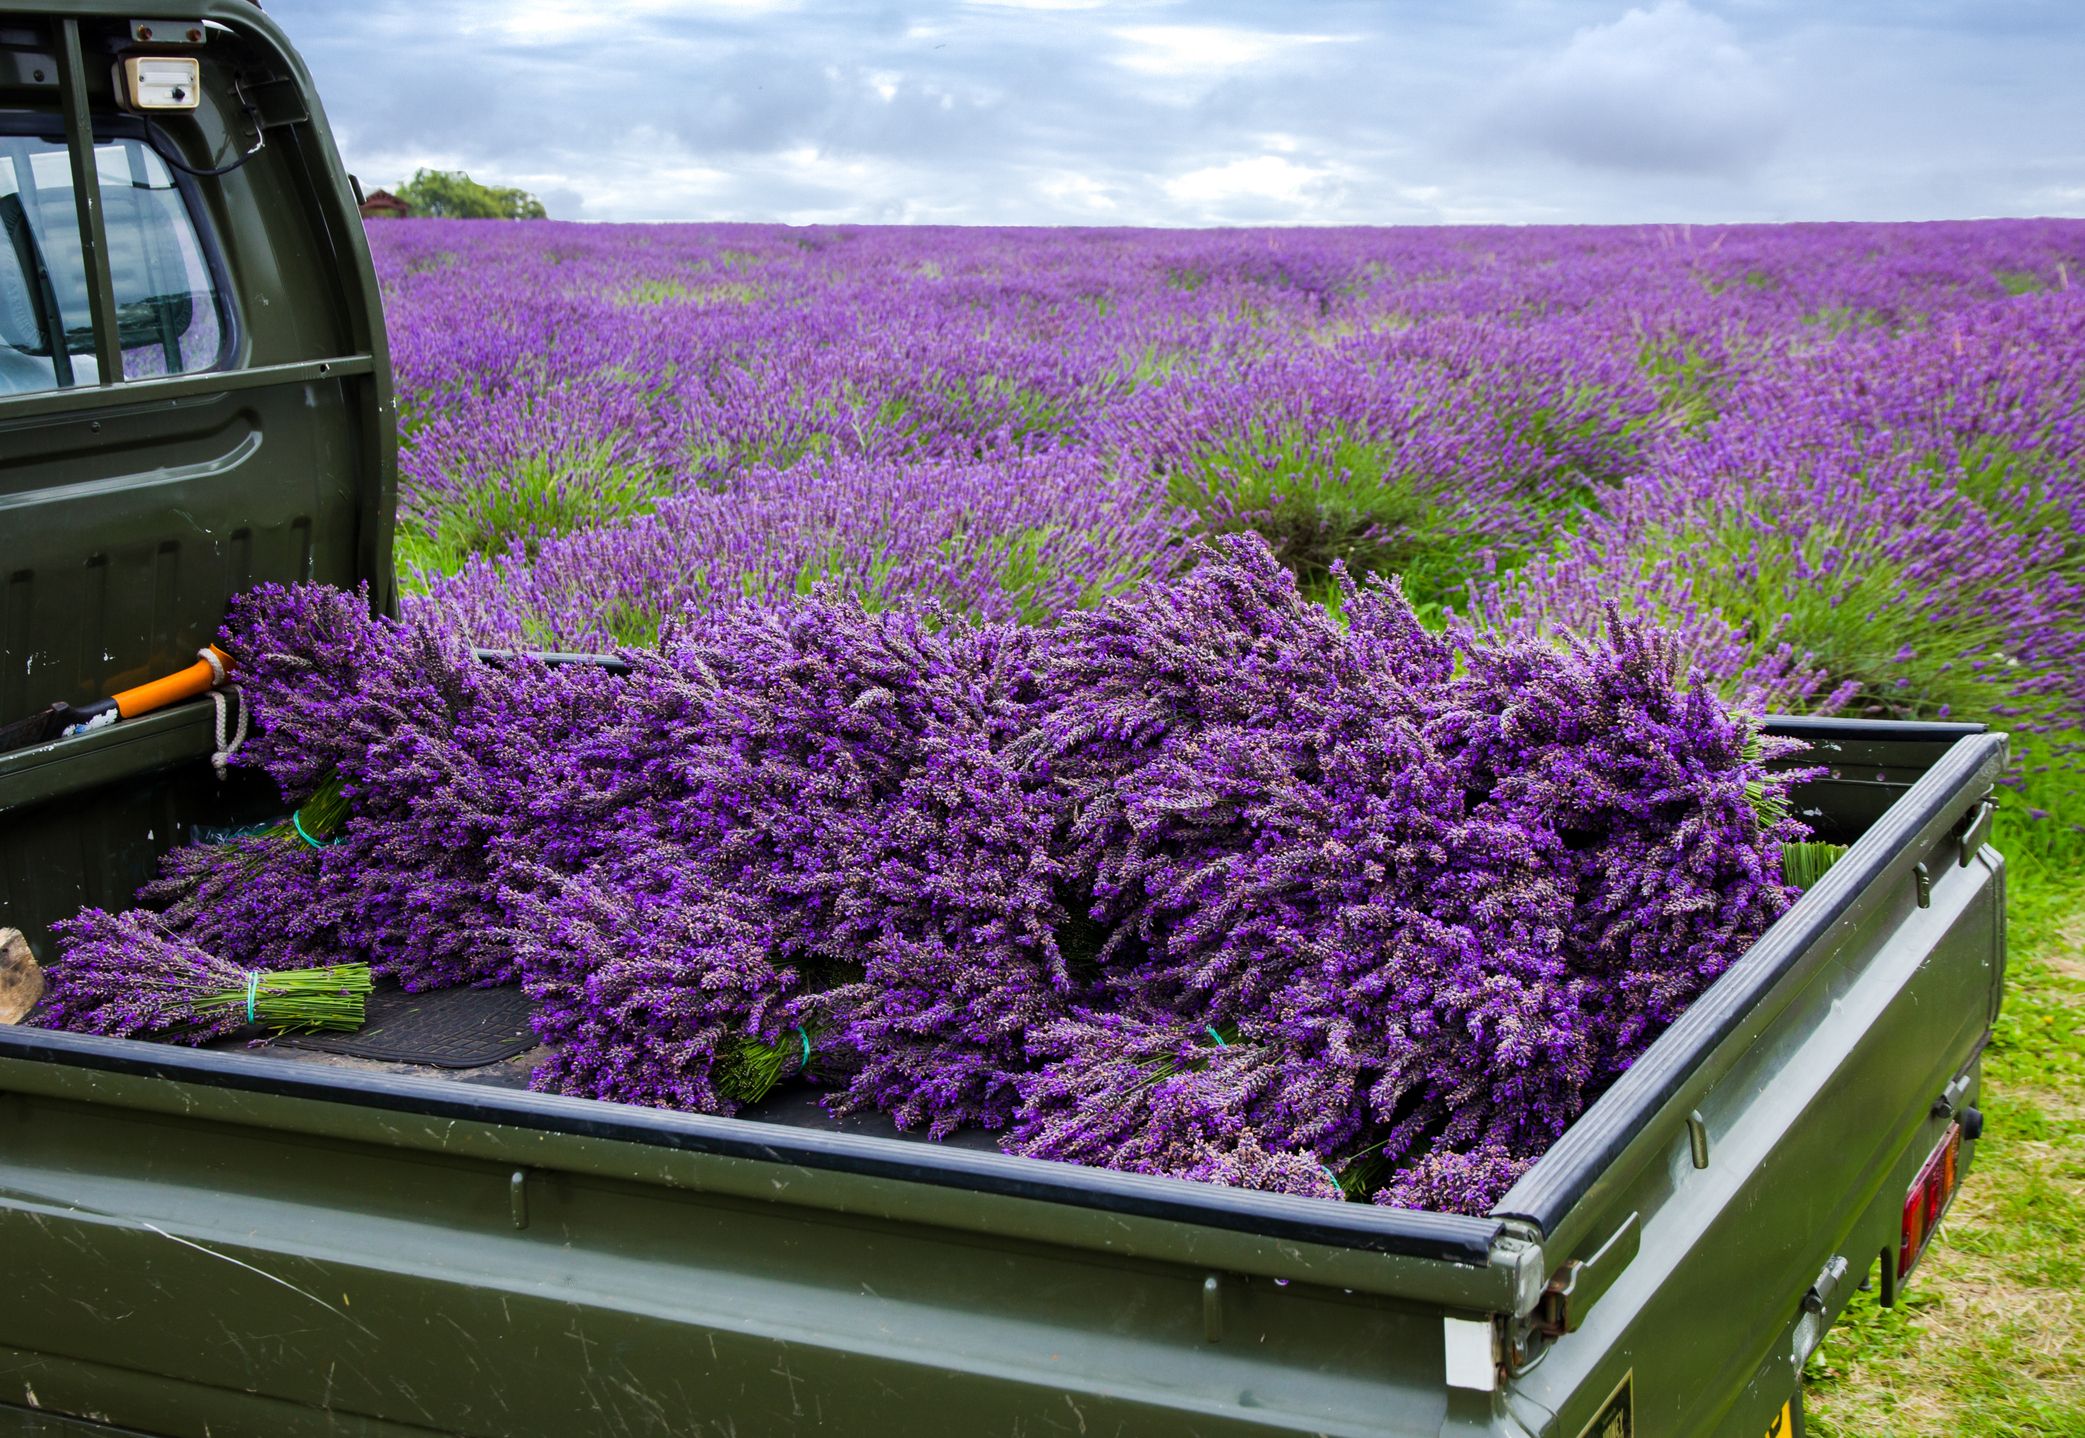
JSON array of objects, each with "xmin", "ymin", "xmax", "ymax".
[{"xmin": 0, "ymin": 5, "xmax": 2009, "ymax": 1435}]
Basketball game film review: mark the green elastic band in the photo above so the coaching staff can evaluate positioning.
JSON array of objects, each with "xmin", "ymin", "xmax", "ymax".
[
  {"xmin": 1323, "ymin": 1165, "xmax": 1343, "ymax": 1190},
  {"xmin": 796, "ymin": 1027, "xmax": 811, "ymax": 1067},
  {"xmin": 1204, "ymin": 1026, "xmax": 1227, "ymax": 1048},
  {"xmin": 291, "ymin": 808, "xmax": 332, "ymax": 849},
  {"xmin": 245, "ymin": 971, "xmax": 260, "ymax": 1024}
]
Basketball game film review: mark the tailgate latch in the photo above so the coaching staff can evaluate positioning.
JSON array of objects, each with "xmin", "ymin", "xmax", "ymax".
[
  {"xmin": 1955, "ymin": 800, "xmax": 1996, "ymax": 866},
  {"xmin": 1534, "ymin": 1211, "xmax": 1640, "ymax": 1337}
]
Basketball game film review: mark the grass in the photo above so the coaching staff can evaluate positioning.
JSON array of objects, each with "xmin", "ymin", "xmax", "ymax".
[
  {"xmin": 1164, "ymin": 418, "xmax": 1503, "ymax": 611},
  {"xmin": 395, "ymin": 444, "xmax": 669, "ymax": 584},
  {"xmin": 1805, "ymin": 844, "xmax": 2085, "ymax": 1436},
  {"xmin": 614, "ymin": 278, "xmax": 763, "ymax": 307},
  {"xmin": 1633, "ymin": 510, "xmax": 2026, "ymax": 725}
]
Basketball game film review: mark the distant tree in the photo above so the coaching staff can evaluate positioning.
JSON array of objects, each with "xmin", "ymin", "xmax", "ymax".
[{"xmin": 394, "ymin": 168, "xmax": 548, "ymax": 220}]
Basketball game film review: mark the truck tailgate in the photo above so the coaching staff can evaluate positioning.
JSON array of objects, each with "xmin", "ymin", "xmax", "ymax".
[{"xmin": 1496, "ymin": 725, "xmax": 2006, "ymax": 1438}]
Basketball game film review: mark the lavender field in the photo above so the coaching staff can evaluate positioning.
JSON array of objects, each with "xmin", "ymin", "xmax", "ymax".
[
  {"xmin": 372, "ymin": 219, "xmax": 2085, "ymax": 849},
  {"xmin": 352, "ymin": 221, "xmax": 2085, "ymax": 1423}
]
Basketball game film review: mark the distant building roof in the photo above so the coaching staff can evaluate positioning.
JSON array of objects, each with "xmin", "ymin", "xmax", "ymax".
[{"xmin": 359, "ymin": 189, "xmax": 410, "ymax": 219}]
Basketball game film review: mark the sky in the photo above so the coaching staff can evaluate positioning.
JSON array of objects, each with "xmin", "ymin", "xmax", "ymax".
[{"xmin": 270, "ymin": 0, "xmax": 2085, "ymax": 227}]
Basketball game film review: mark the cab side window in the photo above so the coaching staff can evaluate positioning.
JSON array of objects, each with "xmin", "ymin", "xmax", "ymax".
[{"xmin": 0, "ymin": 130, "xmax": 228, "ymax": 395}]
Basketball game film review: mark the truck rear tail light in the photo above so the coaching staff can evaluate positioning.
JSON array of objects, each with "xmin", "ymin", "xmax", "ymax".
[{"xmin": 1898, "ymin": 1122, "xmax": 1963, "ymax": 1279}]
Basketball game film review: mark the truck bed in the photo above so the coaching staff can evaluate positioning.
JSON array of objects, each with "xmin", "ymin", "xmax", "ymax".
[{"xmin": 0, "ymin": 710, "xmax": 2008, "ymax": 1437}]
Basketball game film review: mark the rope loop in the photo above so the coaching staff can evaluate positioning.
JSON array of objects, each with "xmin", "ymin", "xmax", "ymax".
[
  {"xmin": 208, "ymin": 685, "xmax": 248, "ymax": 781},
  {"xmin": 200, "ymin": 646, "xmax": 244, "ymax": 780}
]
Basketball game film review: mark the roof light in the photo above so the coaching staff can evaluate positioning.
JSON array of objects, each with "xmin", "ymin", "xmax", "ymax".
[{"xmin": 122, "ymin": 56, "xmax": 200, "ymax": 111}]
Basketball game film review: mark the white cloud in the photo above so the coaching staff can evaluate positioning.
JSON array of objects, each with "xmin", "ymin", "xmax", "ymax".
[
  {"xmin": 1036, "ymin": 171, "xmax": 1119, "ymax": 211},
  {"xmin": 1481, "ymin": 1, "xmax": 1785, "ymax": 175},
  {"xmin": 1109, "ymin": 24, "xmax": 1337, "ymax": 78},
  {"xmin": 1164, "ymin": 154, "xmax": 1325, "ymax": 206},
  {"xmin": 459, "ymin": 0, "xmax": 793, "ymax": 48}
]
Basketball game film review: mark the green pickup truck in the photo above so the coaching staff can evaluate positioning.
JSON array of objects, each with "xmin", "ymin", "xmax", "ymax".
[{"xmin": 0, "ymin": 5, "xmax": 2008, "ymax": 1435}]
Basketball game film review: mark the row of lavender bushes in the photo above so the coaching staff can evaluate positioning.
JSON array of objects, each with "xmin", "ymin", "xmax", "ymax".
[
  {"xmin": 375, "ymin": 220, "xmax": 2085, "ymax": 860},
  {"xmin": 44, "ymin": 539, "xmax": 1808, "ymax": 1215}
]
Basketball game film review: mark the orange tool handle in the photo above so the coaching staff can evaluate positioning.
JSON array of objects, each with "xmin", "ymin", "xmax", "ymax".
[{"xmin": 112, "ymin": 646, "xmax": 234, "ymax": 720}]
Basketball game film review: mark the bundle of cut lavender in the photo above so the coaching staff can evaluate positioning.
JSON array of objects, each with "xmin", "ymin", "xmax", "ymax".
[
  {"xmin": 40, "ymin": 910, "xmax": 370, "ymax": 1042},
  {"xmin": 37, "ymin": 535, "xmax": 1813, "ymax": 1215}
]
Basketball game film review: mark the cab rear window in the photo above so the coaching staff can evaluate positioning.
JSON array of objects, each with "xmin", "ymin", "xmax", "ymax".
[{"xmin": 1, "ymin": 128, "xmax": 229, "ymax": 394}]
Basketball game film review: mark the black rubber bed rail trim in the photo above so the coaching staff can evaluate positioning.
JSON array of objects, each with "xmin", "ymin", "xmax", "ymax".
[
  {"xmin": 0, "ymin": 1023, "xmax": 1504, "ymax": 1264},
  {"xmin": 470, "ymin": 647, "xmax": 632, "ymax": 673},
  {"xmin": 1759, "ymin": 714, "xmax": 1989, "ymax": 744}
]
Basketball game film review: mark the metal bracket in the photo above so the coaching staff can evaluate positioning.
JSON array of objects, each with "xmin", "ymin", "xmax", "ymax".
[
  {"xmin": 1792, "ymin": 1254, "xmax": 1849, "ymax": 1366},
  {"xmin": 1534, "ymin": 1211, "xmax": 1640, "ymax": 1337},
  {"xmin": 1686, "ymin": 1110, "xmax": 1711, "ymax": 1169},
  {"xmin": 1443, "ymin": 1315, "xmax": 1500, "ymax": 1391},
  {"xmin": 238, "ymin": 73, "xmax": 310, "ymax": 130},
  {"xmin": 129, "ymin": 18, "xmax": 208, "ymax": 45},
  {"xmin": 1913, "ymin": 862, "xmax": 1932, "ymax": 909}
]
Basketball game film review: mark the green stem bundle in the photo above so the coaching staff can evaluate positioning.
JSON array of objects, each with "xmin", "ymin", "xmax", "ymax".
[
  {"xmin": 715, "ymin": 1025, "xmax": 820, "ymax": 1103},
  {"xmin": 193, "ymin": 963, "xmax": 374, "ymax": 1033},
  {"xmin": 1781, "ymin": 840, "xmax": 1850, "ymax": 891}
]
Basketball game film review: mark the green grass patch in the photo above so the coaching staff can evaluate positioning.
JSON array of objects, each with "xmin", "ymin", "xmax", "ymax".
[
  {"xmin": 396, "ymin": 444, "xmax": 668, "ymax": 585},
  {"xmin": 1161, "ymin": 418, "xmax": 1507, "ymax": 612},
  {"xmin": 982, "ymin": 525, "xmax": 1071, "ymax": 626},
  {"xmin": 793, "ymin": 540, "xmax": 897, "ymax": 607},
  {"xmin": 615, "ymin": 278, "xmax": 763, "ymax": 307},
  {"xmin": 1111, "ymin": 345, "xmax": 1195, "ymax": 392},
  {"xmin": 1633, "ymin": 510, "xmax": 2037, "ymax": 727},
  {"xmin": 1638, "ymin": 336, "xmax": 1731, "ymax": 429},
  {"xmin": 1803, "ymin": 304, "xmax": 1892, "ymax": 336},
  {"xmin": 970, "ymin": 523, "xmax": 1150, "ymax": 626},
  {"xmin": 1806, "ymin": 858, "xmax": 2085, "ymax": 1436}
]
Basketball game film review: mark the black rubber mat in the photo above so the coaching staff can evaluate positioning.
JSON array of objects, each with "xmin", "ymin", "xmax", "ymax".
[{"xmin": 279, "ymin": 980, "xmax": 537, "ymax": 1068}]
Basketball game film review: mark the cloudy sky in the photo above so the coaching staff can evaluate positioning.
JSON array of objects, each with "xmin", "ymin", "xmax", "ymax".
[{"xmin": 271, "ymin": 0, "xmax": 2085, "ymax": 226}]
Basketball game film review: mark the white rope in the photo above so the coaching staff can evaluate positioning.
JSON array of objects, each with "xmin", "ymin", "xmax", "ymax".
[{"xmin": 201, "ymin": 647, "xmax": 246, "ymax": 781}]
